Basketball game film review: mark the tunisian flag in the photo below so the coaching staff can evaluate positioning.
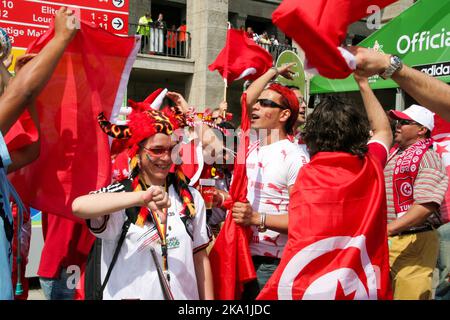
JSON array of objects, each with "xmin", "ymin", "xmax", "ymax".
[
  {"xmin": 258, "ymin": 152, "xmax": 392, "ymax": 300},
  {"xmin": 432, "ymin": 115, "xmax": 450, "ymax": 223},
  {"xmin": 208, "ymin": 29, "xmax": 273, "ymax": 85},
  {"xmin": 8, "ymin": 22, "xmax": 139, "ymax": 222},
  {"xmin": 272, "ymin": 0, "xmax": 397, "ymax": 79},
  {"xmin": 208, "ymin": 93, "xmax": 256, "ymax": 299}
]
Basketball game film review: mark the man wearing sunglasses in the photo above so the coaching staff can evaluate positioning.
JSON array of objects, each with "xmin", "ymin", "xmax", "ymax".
[
  {"xmin": 385, "ymin": 104, "xmax": 448, "ymax": 299},
  {"xmin": 230, "ymin": 63, "xmax": 309, "ymax": 299}
]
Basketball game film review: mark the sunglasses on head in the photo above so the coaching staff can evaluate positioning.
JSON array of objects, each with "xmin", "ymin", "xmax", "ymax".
[
  {"xmin": 256, "ymin": 98, "xmax": 287, "ymax": 110},
  {"xmin": 396, "ymin": 119, "xmax": 419, "ymax": 126},
  {"xmin": 141, "ymin": 145, "xmax": 175, "ymax": 158}
]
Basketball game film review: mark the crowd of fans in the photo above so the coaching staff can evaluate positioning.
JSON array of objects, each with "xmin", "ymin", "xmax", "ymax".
[
  {"xmin": 136, "ymin": 12, "xmax": 188, "ymax": 57},
  {"xmin": 245, "ymin": 27, "xmax": 285, "ymax": 47},
  {"xmin": 135, "ymin": 10, "xmax": 288, "ymax": 59}
]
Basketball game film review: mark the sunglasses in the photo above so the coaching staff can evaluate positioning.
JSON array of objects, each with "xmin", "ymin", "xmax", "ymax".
[
  {"xmin": 141, "ymin": 145, "xmax": 175, "ymax": 158},
  {"xmin": 256, "ymin": 98, "xmax": 287, "ymax": 110},
  {"xmin": 396, "ymin": 119, "xmax": 419, "ymax": 126}
]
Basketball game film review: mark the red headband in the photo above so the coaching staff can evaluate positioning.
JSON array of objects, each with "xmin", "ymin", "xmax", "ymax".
[{"xmin": 267, "ymin": 83, "xmax": 299, "ymax": 134}]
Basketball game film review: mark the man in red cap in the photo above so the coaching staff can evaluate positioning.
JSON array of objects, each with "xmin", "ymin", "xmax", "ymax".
[
  {"xmin": 227, "ymin": 64, "xmax": 309, "ymax": 299},
  {"xmin": 385, "ymin": 104, "xmax": 448, "ymax": 299}
]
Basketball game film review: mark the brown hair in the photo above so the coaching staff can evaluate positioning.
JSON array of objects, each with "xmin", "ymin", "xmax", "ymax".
[{"xmin": 303, "ymin": 96, "xmax": 370, "ymax": 158}]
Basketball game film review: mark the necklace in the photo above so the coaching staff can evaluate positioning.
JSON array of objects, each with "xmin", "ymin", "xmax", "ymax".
[{"xmin": 139, "ymin": 178, "xmax": 171, "ymax": 285}]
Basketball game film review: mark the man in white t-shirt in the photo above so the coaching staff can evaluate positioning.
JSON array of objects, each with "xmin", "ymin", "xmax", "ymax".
[{"xmin": 230, "ymin": 64, "xmax": 309, "ymax": 299}]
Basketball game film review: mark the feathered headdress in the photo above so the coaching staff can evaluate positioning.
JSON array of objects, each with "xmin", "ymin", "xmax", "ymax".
[{"xmin": 97, "ymin": 90, "xmax": 196, "ymax": 234}]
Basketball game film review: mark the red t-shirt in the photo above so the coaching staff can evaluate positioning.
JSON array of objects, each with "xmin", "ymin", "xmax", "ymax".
[{"xmin": 38, "ymin": 213, "xmax": 95, "ymax": 278}]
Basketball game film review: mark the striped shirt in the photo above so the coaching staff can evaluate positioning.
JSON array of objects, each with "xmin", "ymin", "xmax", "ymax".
[{"xmin": 384, "ymin": 147, "xmax": 448, "ymax": 225}]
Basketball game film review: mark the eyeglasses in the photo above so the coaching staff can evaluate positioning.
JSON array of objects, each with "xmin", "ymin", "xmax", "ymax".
[
  {"xmin": 140, "ymin": 145, "xmax": 175, "ymax": 158},
  {"xmin": 396, "ymin": 119, "xmax": 419, "ymax": 127},
  {"xmin": 256, "ymin": 99, "xmax": 287, "ymax": 109}
]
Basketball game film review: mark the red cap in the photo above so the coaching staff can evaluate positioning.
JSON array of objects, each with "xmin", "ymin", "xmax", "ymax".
[
  {"xmin": 388, "ymin": 110, "xmax": 413, "ymax": 121},
  {"xmin": 388, "ymin": 104, "xmax": 435, "ymax": 131}
]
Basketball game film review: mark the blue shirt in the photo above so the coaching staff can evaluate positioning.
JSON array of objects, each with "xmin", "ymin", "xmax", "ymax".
[{"xmin": 0, "ymin": 130, "xmax": 13, "ymax": 299}]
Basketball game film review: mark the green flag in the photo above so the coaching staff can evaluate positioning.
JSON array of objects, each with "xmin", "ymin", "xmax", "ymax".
[{"xmin": 275, "ymin": 50, "xmax": 306, "ymax": 95}]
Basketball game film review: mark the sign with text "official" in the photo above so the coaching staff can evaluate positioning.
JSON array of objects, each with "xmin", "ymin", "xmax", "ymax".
[{"xmin": 310, "ymin": 0, "xmax": 450, "ymax": 94}]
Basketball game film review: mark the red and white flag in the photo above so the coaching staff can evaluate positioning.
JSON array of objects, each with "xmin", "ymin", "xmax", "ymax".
[
  {"xmin": 208, "ymin": 93, "xmax": 256, "ymax": 299},
  {"xmin": 272, "ymin": 0, "xmax": 397, "ymax": 79},
  {"xmin": 257, "ymin": 152, "xmax": 392, "ymax": 300},
  {"xmin": 208, "ymin": 29, "xmax": 273, "ymax": 85},
  {"xmin": 8, "ymin": 22, "xmax": 139, "ymax": 222},
  {"xmin": 432, "ymin": 115, "xmax": 450, "ymax": 223}
]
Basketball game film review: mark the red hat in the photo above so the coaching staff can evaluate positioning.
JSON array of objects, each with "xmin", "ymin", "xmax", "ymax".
[
  {"xmin": 127, "ymin": 88, "xmax": 167, "ymax": 112},
  {"xmin": 126, "ymin": 108, "xmax": 183, "ymax": 157},
  {"xmin": 388, "ymin": 104, "xmax": 435, "ymax": 131},
  {"xmin": 98, "ymin": 85, "xmax": 186, "ymax": 159}
]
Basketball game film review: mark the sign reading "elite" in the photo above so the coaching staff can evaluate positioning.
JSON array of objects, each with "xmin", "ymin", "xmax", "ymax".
[{"xmin": 0, "ymin": 0, "xmax": 129, "ymax": 52}]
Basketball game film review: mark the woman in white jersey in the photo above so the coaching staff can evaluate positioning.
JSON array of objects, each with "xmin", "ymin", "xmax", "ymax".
[{"xmin": 72, "ymin": 106, "xmax": 213, "ymax": 300}]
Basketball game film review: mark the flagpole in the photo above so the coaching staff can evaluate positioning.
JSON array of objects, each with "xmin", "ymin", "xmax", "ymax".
[
  {"xmin": 223, "ymin": 22, "xmax": 231, "ymax": 106},
  {"xmin": 223, "ymin": 78, "xmax": 227, "ymax": 102}
]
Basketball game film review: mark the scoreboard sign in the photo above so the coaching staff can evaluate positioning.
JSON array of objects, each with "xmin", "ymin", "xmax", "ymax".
[{"xmin": 0, "ymin": 0, "xmax": 129, "ymax": 65}]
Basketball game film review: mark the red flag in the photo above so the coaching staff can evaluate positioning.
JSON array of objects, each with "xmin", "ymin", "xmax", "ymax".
[
  {"xmin": 4, "ymin": 109, "xmax": 38, "ymax": 152},
  {"xmin": 208, "ymin": 29, "xmax": 273, "ymax": 85},
  {"xmin": 208, "ymin": 93, "xmax": 256, "ymax": 299},
  {"xmin": 432, "ymin": 115, "xmax": 450, "ymax": 223},
  {"xmin": 272, "ymin": 0, "xmax": 397, "ymax": 79},
  {"xmin": 8, "ymin": 22, "xmax": 139, "ymax": 222},
  {"xmin": 257, "ymin": 152, "xmax": 392, "ymax": 300}
]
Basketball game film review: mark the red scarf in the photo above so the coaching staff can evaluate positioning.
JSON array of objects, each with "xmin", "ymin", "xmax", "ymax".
[{"xmin": 390, "ymin": 138, "xmax": 433, "ymax": 215}]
